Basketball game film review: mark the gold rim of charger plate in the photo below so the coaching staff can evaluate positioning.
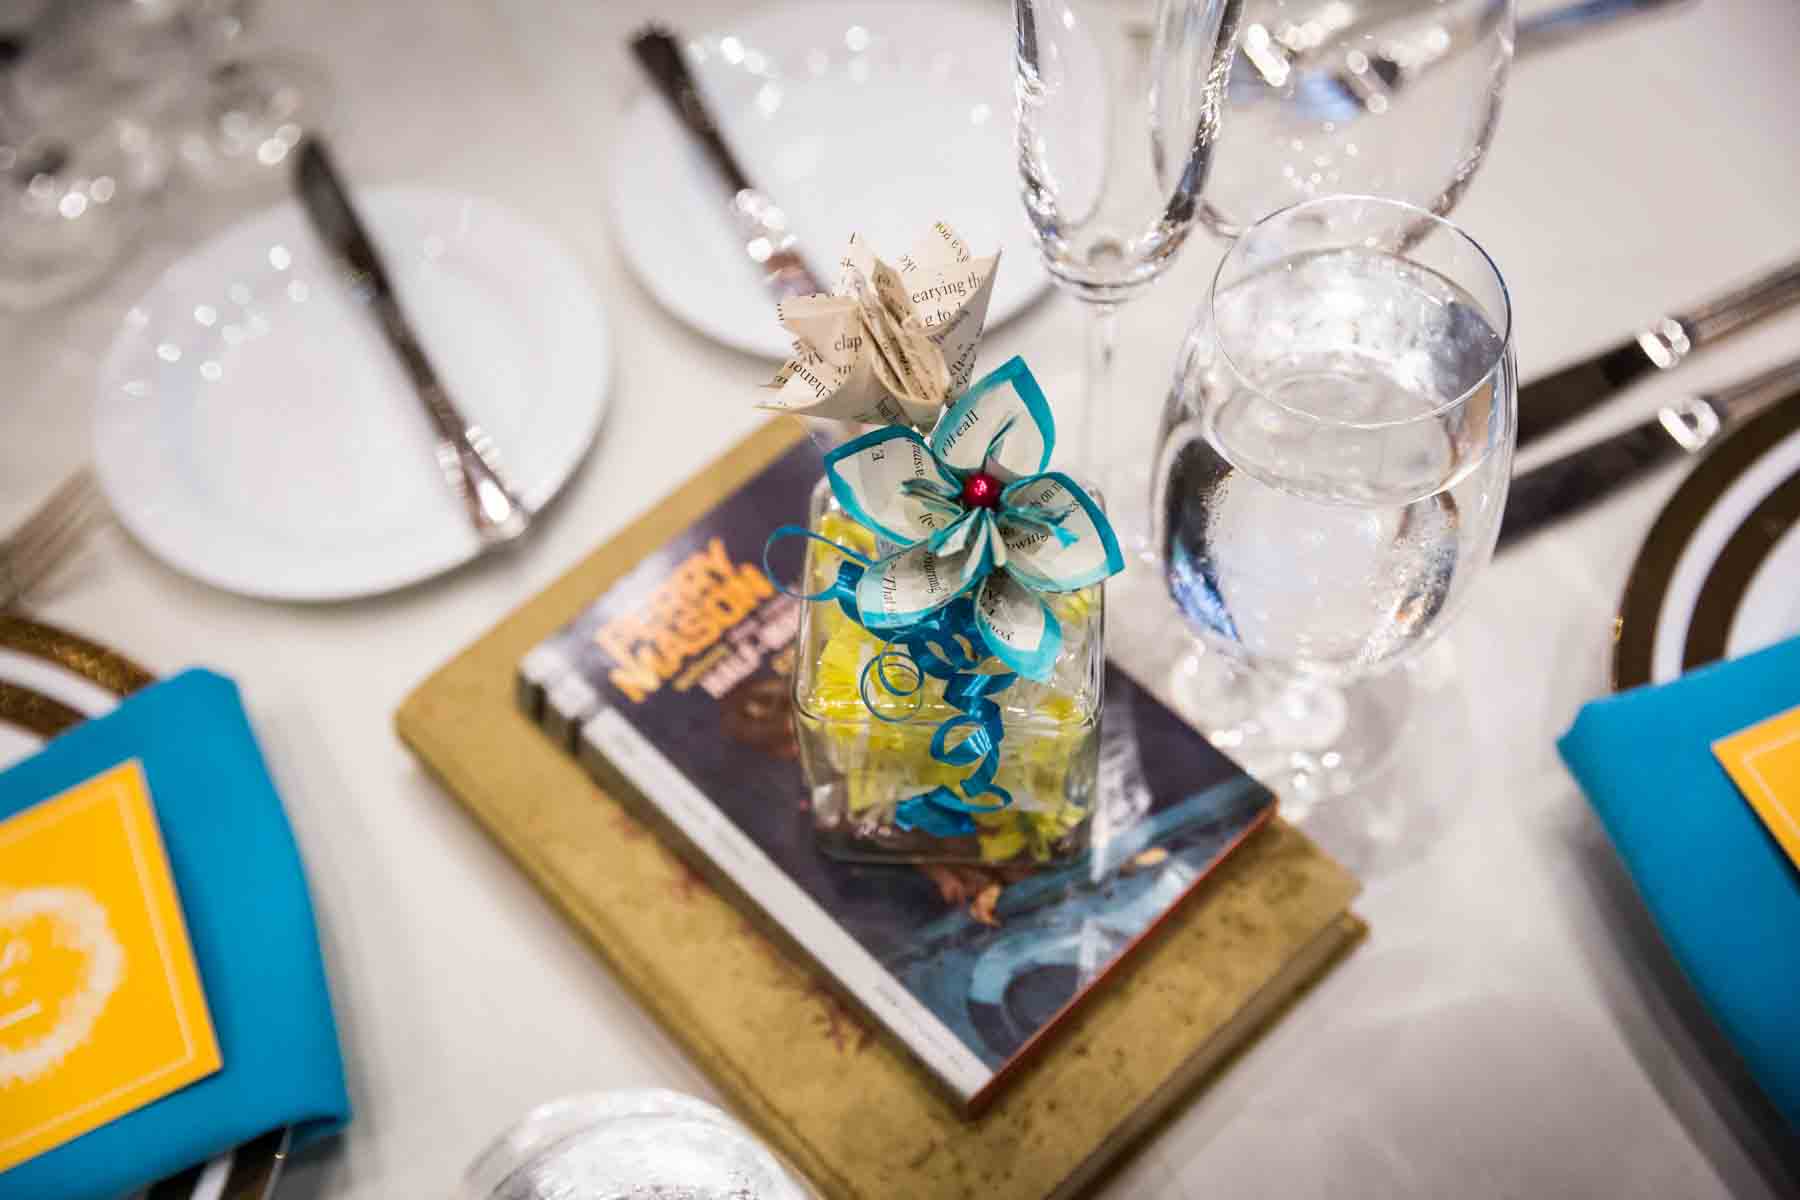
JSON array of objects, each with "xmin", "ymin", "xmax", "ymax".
[
  {"xmin": 0, "ymin": 614, "xmax": 152, "ymax": 735},
  {"xmin": 0, "ymin": 613, "xmax": 156, "ymax": 699},
  {"xmin": 1611, "ymin": 398, "xmax": 1800, "ymax": 692}
]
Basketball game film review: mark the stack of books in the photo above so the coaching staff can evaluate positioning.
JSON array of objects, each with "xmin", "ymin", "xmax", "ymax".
[{"xmin": 398, "ymin": 422, "xmax": 1363, "ymax": 1198}]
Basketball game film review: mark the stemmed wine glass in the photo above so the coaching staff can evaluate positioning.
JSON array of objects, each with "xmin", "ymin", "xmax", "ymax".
[
  {"xmin": 1012, "ymin": 0, "xmax": 1244, "ymax": 546},
  {"xmin": 1153, "ymin": 194, "xmax": 1514, "ymax": 806},
  {"xmin": 1147, "ymin": 0, "xmax": 1514, "ymax": 837},
  {"xmin": 1203, "ymin": 0, "xmax": 1514, "ymax": 236}
]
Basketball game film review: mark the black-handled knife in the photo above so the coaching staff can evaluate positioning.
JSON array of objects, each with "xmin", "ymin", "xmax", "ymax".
[
  {"xmin": 629, "ymin": 26, "xmax": 824, "ymax": 302},
  {"xmin": 1518, "ymin": 258, "xmax": 1800, "ymax": 448},
  {"xmin": 295, "ymin": 138, "xmax": 529, "ymax": 544},
  {"xmin": 1500, "ymin": 358, "xmax": 1800, "ymax": 549},
  {"xmin": 630, "ymin": 26, "xmax": 752, "ymax": 194}
]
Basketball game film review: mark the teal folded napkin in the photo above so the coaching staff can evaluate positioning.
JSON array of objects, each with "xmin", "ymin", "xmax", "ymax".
[
  {"xmin": 1559, "ymin": 635, "xmax": 1800, "ymax": 1130},
  {"xmin": 0, "ymin": 668, "xmax": 350, "ymax": 1200}
]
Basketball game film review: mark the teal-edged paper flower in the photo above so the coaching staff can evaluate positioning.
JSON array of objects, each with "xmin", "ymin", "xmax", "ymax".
[{"xmin": 822, "ymin": 356, "xmax": 1125, "ymax": 682}]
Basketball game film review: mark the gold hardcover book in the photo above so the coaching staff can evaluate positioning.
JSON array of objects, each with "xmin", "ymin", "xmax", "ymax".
[{"xmin": 397, "ymin": 421, "xmax": 1364, "ymax": 1198}]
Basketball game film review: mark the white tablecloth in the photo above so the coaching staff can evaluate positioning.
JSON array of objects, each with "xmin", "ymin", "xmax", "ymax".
[{"xmin": 4, "ymin": 1, "xmax": 1798, "ymax": 1195}]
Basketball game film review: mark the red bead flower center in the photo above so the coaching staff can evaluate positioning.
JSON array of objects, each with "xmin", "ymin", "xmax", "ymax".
[{"xmin": 960, "ymin": 471, "xmax": 1002, "ymax": 510}]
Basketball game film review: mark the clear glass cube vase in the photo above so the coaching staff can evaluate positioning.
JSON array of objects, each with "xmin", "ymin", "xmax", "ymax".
[{"xmin": 791, "ymin": 478, "xmax": 1104, "ymax": 865}]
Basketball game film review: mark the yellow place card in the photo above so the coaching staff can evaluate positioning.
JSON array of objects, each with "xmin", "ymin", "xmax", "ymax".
[
  {"xmin": 1714, "ymin": 704, "xmax": 1800, "ymax": 871},
  {"xmin": 0, "ymin": 760, "xmax": 221, "ymax": 1172}
]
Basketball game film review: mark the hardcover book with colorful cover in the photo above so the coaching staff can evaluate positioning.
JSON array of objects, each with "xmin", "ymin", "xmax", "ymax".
[
  {"xmin": 398, "ymin": 420, "xmax": 1364, "ymax": 1198},
  {"xmin": 517, "ymin": 440, "xmax": 1278, "ymax": 1111}
]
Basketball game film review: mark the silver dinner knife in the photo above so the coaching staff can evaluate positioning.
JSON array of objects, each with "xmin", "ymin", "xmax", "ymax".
[
  {"xmin": 293, "ymin": 138, "xmax": 530, "ymax": 545},
  {"xmin": 629, "ymin": 27, "xmax": 825, "ymax": 302},
  {"xmin": 1518, "ymin": 258, "xmax": 1800, "ymax": 448},
  {"xmin": 1499, "ymin": 357, "xmax": 1800, "ymax": 549}
]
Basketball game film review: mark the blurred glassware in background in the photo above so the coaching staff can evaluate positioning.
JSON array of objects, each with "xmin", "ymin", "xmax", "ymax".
[
  {"xmin": 0, "ymin": 102, "xmax": 170, "ymax": 309},
  {"xmin": 1154, "ymin": 194, "xmax": 1515, "ymax": 809},
  {"xmin": 0, "ymin": 0, "xmax": 326, "ymax": 309},
  {"xmin": 1012, "ymin": 0, "xmax": 1243, "ymax": 550},
  {"xmin": 177, "ymin": 51, "xmax": 321, "ymax": 184},
  {"xmin": 460, "ymin": 1090, "xmax": 820, "ymax": 1200},
  {"xmin": 30, "ymin": 0, "xmax": 325, "ymax": 184},
  {"xmin": 0, "ymin": 24, "xmax": 172, "ymax": 309},
  {"xmin": 164, "ymin": 0, "xmax": 324, "ymax": 187},
  {"xmin": 1202, "ymin": 0, "xmax": 1514, "ymax": 238}
]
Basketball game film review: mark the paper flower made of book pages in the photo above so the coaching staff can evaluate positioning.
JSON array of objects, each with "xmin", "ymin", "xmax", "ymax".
[
  {"xmin": 822, "ymin": 356, "xmax": 1124, "ymax": 683},
  {"xmin": 759, "ymin": 223, "xmax": 999, "ymax": 431}
]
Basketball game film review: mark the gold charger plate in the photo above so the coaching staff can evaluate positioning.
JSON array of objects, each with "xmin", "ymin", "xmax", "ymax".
[
  {"xmin": 0, "ymin": 613, "xmax": 151, "ymax": 749},
  {"xmin": 0, "ymin": 678, "xmax": 88, "ymax": 740},
  {"xmin": 0, "ymin": 616, "xmax": 289, "ymax": 1200},
  {"xmin": 1612, "ymin": 398, "xmax": 1800, "ymax": 691},
  {"xmin": 0, "ymin": 614, "xmax": 156, "ymax": 698}
]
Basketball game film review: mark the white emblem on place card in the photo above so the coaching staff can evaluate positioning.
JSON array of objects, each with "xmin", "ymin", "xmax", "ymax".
[{"xmin": 0, "ymin": 887, "xmax": 125, "ymax": 1088}]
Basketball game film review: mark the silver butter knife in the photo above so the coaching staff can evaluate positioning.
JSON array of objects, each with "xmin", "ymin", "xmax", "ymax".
[
  {"xmin": 1499, "ymin": 357, "xmax": 1800, "ymax": 549},
  {"xmin": 630, "ymin": 27, "xmax": 825, "ymax": 302},
  {"xmin": 294, "ymin": 138, "xmax": 529, "ymax": 545},
  {"xmin": 1519, "ymin": 258, "xmax": 1800, "ymax": 448}
]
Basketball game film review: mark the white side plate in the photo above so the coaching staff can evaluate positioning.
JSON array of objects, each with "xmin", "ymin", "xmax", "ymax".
[
  {"xmin": 611, "ymin": 0, "xmax": 1049, "ymax": 360},
  {"xmin": 94, "ymin": 188, "xmax": 610, "ymax": 602}
]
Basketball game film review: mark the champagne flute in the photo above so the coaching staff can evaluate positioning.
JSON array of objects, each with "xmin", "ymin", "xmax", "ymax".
[
  {"xmin": 1154, "ymin": 194, "xmax": 1514, "ymax": 808},
  {"xmin": 1012, "ymin": 0, "xmax": 1243, "ymax": 547}
]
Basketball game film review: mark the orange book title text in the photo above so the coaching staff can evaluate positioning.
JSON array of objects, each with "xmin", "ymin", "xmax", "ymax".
[{"xmin": 593, "ymin": 537, "xmax": 775, "ymax": 702}]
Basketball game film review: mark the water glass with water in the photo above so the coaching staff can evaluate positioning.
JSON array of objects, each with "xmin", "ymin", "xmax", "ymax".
[{"xmin": 1154, "ymin": 194, "xmax": 1515, "ymax": 802}]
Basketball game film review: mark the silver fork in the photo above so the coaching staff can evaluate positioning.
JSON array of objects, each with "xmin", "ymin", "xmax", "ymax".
[{"xmin": 0, "ymin": 468, "xmax": 100, "ymax": 609}]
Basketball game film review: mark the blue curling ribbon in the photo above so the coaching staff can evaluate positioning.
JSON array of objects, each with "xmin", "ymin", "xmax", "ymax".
[{"xmin": 765, "ymin": 525, "xmax": 1019, "ymax": 837}]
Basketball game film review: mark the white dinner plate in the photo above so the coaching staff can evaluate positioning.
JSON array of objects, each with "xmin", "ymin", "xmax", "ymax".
[
  {"xmin": 94, "ymin": 188, "xmax": 610, "ymax": 602},
  {"xmin": 611, "ymin": 0, "xmax": 1049, "ymax": 360},
  {"xmin": 1612, "ymin": 401, "xmax": 1800, "ymax": 689}
]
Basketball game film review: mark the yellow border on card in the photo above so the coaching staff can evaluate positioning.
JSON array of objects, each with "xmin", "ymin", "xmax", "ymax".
[
  {"xmin": 1714, "ymin": 713, "xmax": 1800, "ymax": 869},
  {"xmin": 0, "ymin": 759, "xmax": 221, "ymax": 1170}
]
